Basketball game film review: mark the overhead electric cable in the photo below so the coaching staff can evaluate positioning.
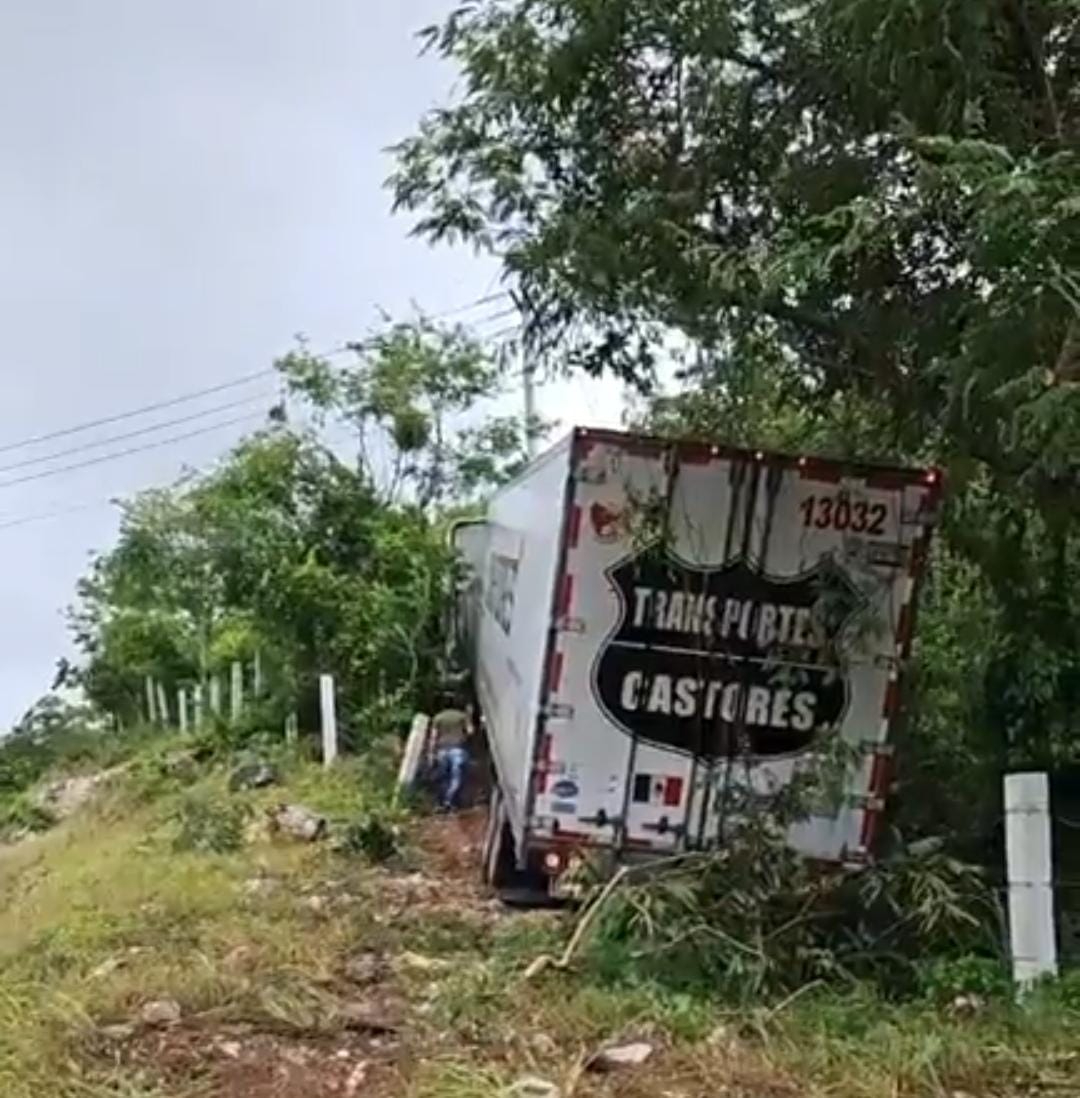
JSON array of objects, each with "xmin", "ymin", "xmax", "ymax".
[
  {"xmin": 0, "ymin": 368, "xmax": 273, "ymax": 456},
  {"xmin": 0, "ymin": 411, "xmax": 265, "ymax": 491},
  {"xmin": 0, "ymin": 392, "xmax": 271, "ymax": 476}
]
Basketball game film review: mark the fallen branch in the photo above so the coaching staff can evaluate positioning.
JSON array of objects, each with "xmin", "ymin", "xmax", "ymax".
[
  {"xmin": 522, "ymin": 850, "xmax": 715, "ymax": 981},
  {"xmin": 523, "ymin": 866, "xmax": 631, "ymax": 981}
]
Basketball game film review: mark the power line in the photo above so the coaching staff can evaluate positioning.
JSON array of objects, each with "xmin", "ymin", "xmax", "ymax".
[
  {"xmin": 0, "ymin": 500, "xmax": 110, "ymax": 533},
  {"xmin": 469, "ymin": 304, "xmax": 520, "ymax": 330},
  {"xmin": 0, "ymin": 391, "xmax": 272, "ymax": 476},
  {"xmin": 0, "ymin": 368, "xmax": 273, "ymax": 457},
  {"xmin": 428, "ymin": 291, "xmax": 509, "ymax": 323},
  {"xmin": 0, "ymin": 411, "xmax": 266, "ymax": 492}
]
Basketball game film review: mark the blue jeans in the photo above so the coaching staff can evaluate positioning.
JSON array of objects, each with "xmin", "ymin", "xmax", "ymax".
[{"xmin": 435, "ymin": 746, "xmax": 469, "ymax": 809}]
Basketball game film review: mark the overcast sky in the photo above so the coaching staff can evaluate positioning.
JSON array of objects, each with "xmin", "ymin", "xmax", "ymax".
[{"xmin": 0, "ymin": 1, "xmax": 624, "ymax": 728}]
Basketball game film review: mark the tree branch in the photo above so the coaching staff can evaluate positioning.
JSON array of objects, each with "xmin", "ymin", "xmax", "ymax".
[{"xmin": 1009, "ymin": 0, "xmax": 1063, "ymax": 143}]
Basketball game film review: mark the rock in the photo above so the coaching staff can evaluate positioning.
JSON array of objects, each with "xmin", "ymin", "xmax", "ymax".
[
  {"xmin": 706, "ymin": 1024, "xmax": 731, "ymax": 1048},
  {"xmin": 89, "ymin": 956, "xmax": 124, "ymax": 980},
  {"xmin": 508, "ymin": 1077, "xmax": 561, "ymax": 1098},
  {"xmin": 396, "ymin": 951, "xmax": 449, "ymax": 974},
  {"xmin": 281, "ymin": 1045, "xmax": 312, "ymax": 1068},
  {"xmin": 907, "ymin": 836, "xmax": 946, "ymax": 859},
  {"xmin": 345, "ymin": 1060, "xmax": 369, "ymax": 1096},
  {"xmin": 948, "ymin": 993, "xmax": 986, "ymax": 1020},
  {"xmin": 228, "ymin": 761, "xmax": 279, "ymax": 792},
  {"xmin": 267, "ymin": 804, "xmax": 327, "ymax": 843},
  {"xmin": 337, "ymin": 999, "xmax": 403, "ymax": 1034},
  {"xmin": 32, "ymin": 773, "xmax": 110, "ymax": 820},
  {"xmin": 99, "ymin": 1023, "xmax": 136, "ymax": 1042},
  {"xmin": 242, "ymin": 876, "xmax": 279, "ymax": 898},
  {"xmin": 218, "ymin": 1040, "xmax": 242, "ymax": 1059},
  {"xmin": 586, "ymin": 1041, "xmax": 655, "ymax": 1072},
  {"xmin": 305, "ymin": 895, "xmax": 328, "ymax": 915},
  {"xmin": 343, "ymin": 951, "xmax": 385, "ymax": 987},
  {"xmin": 160, "ymin": 749, "xmax": 201, "ymax": 780},
  {"xmin": 530, "ymin": 1033, "xmax": 558, "ymax": 1057},
  {"xmin": 139, "ymin": 999, "xmax": 182, "ymax": 1028}
]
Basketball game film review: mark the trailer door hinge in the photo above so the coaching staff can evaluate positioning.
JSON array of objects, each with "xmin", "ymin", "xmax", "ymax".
[
  {"xmin": 546, "ymin": 702, "xmax": 575, "ymax": 720},
  {"xmin": 558, "ymin": 616, "xmax": 585, "ymax": 634}
]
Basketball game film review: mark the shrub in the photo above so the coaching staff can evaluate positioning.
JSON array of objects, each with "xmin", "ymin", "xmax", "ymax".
[
  {"xmin": 585, "ymin": 817, "xmax": 1002, "ymax": 1002},
  {"xmin": 171, "ymin": 790, "xmax": 250, "ymax": 854},
  {"xmin": 339, "ymin": 811, "xmax": 400, "ymax": 863}
]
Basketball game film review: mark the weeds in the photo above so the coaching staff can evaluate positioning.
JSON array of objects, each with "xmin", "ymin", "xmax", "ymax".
[
  {"xmin": 339, "ymin": 812, "xmax": 401, "ymax": 863},
  {"xmin": 171, "ymin": 790, "xmax": 250, "ymax": 854},
  {"xmin": 578, "ymin": 825, "xmax": 1000, "ymax": 1003}
]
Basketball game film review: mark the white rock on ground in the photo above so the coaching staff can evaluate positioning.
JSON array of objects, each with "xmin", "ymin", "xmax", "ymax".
[
  {"xmin": 586, "ymin": 1041, "xmax": 655, "ymax": 1072},
  {"xmin": 33, "ymin": 768, "xmax": 125, "ymax": 820},
  {"xmin": 507, "ymin": 1077, "xmax": 561, "ymax": 1098},
  {"xmin": 138, "ymin": 999, "xmax": 182, "ymax": 1028}
]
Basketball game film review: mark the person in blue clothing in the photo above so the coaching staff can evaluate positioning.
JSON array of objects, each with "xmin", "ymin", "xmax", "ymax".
[{"xmin": 427, "ymin": 697, "xmax": 473, "ymax": 811}]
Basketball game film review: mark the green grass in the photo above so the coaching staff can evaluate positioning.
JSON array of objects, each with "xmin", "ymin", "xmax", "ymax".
[
  {"xmin": 0, "ymin": 739, "xmax": 392, "ymax": 1098},
  {"xmin": 2, "ymin": 734, "xmax": 1080, "ymax": 1097}
]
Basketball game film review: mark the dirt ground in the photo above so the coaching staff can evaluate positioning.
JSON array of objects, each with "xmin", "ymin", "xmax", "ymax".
[{"xmin": 89, "ymin": 807, "xmax": 500, "ymax": 1098}]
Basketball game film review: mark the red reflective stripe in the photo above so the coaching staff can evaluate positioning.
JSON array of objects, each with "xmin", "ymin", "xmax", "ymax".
[
  {"xmin": 895, "ymin": 604, "xmax": 913, "ymax": 657},
  {"xmin": 865, "ymin": 471, "xmax": 914, "ymax": 490},
  {"xmin": 548, "ymin": 650, "xmax": 565, "ymax": 693},
  {"xmin": 881, "ymin": 677, "xmax": 901, "ymax": 718},
  {"xmin": 557, "ymin": 574, "xmax": 574, "ymax": 618},
  {"xmin": 663, "ymin": 776, "xmax": 684, "ymax": 807},
  {"xmin": 679, "ymin": 444, "xmax": 715, "ymax": 465},
  {"xmin": 859, "ymin": 752, "xmax": 892, "ymax": 851},
  {"xmin": 535, "ymin": 733, "xmax": 553, "ymax": 794},
  {"xmin": 567, "ymin": 505, "xmax": 583, "ymax": 549}
]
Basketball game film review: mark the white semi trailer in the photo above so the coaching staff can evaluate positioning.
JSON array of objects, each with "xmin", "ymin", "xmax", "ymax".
[{"xmin": 452, "ymin": 428, "xmax": 941, "ymax": 889}]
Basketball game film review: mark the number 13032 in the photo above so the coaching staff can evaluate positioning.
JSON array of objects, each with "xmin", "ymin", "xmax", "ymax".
[{"xmin": 799, "ymin": 494, "xmax": 887, "ymax": 535}]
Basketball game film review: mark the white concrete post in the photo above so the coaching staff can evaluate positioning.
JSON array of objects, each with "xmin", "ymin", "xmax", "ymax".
[
  {"xmin": 156, "ymin": 682, "xmax": 169, "ymax": 727},
  {"xmin": 230, "ymin": 660, "xmax": 243, "ymax": 721},
  {"xmin": 1005, "ymin": 772, "xmax": 1058, "ymax": 991},
  {"xmin": 178, "ymin": 688, "xmax": 189, "ymax": 733},
  {"xmin": 193, "ymin": 683, "xmax": 204, "ymax": 729},
  {"xmin": 397, "ymin": 714, "xmax": 430, "ymax": 800},
  {"xmin": 319, "ymin": 674, "xmax": 338, "ymax": 768},
  {"xmin": 145, "ymin": 676, "xmax": 157, "ymax": 725},
  {"xmin": 253, "ymin": 650, "xmax": 263, "ymax": 696},
  {"xmin": 285, "ymin": 712, "xmax": 298, "ymax": 745},
  {"xmin": 209, "ymin": 675, "xmax": 222, "ymax": 716}
]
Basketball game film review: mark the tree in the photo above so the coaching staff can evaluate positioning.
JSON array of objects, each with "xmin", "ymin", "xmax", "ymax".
[
  {"xmin": 391, "ymin": 1, "xmax": 1080, "ymax": 828},
  {"xmin": 277, "ymin": 319, "xmax": 534, "ymax": 509},
  {"xmin": 67, "ymin": 319, "xmax": 531, "ymax": 741}
]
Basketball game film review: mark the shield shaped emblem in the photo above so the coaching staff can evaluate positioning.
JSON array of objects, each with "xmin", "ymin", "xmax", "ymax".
[{"xmin": 591, "ymin": 549, "xmax": 864, "ymax": 759}]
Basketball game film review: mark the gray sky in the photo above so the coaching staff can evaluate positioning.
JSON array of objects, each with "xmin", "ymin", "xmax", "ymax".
[{"xmin": 0, "ymin": 1, "xmax": 623, "ymax": 728}]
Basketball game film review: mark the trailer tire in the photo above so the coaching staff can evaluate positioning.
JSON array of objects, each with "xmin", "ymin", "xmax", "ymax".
[{"xmin": 482, "ymin": 786, "xmax": 517, "ymax": 889}]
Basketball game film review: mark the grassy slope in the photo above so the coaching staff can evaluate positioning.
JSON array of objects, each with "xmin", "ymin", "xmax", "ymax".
[{"xmin": 0, "ymin": 739, "xmax": 1078, "ymax": 1098}]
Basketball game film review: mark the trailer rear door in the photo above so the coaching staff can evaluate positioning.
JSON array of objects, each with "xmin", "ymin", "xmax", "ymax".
[{"xmin": 531, "ymin": 431, "xmax": 940, "ymax": 864}]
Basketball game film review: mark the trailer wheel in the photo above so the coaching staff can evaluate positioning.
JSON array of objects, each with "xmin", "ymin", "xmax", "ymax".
[{"xmin": 481, "ymin": 786, "xmax": 517, "ymax": 889}]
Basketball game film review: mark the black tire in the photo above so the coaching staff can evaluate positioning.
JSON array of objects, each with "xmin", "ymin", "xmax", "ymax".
[{"xmin": 481, "ymin": 785, "xmax": 518, "ymax": 889}]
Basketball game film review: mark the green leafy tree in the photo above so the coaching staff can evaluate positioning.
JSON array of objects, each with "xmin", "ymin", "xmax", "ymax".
[
  {"xmin": 68, "ymin": 319, "xmax": 528, "ymax": 744},
  {"xmin": 391, "ymin": 1, "xmax": 1080, "ymax": 839},
  {"xmin": 277, "ymin": 319, "xmax": 534, "ymax": 508}
]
